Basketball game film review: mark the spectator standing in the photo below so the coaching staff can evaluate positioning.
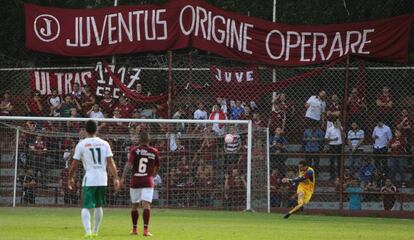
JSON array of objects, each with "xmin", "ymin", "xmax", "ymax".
[
  {"xmin": 99, "ymin": 90, "xmax": 116, "ymax": 116},
  {"xmin": 326, "ymin": 94, "xmax": 341, "ymax": 130},
  {"xmin": 25, "ymin": 91, "xmax": 43, "ymax": 116},
  {"xmin": 376, "ymin": 86, "xmax": 394, "ymax": 128},
  {"xmin": 87, "ymin": 104, "xmax": 104, "ymax": 119},
  {"xmin": 269, "ymin": 127, "xmax": 288, "ymax": 174},
  {"xmin": 193, "ymin": 102, "xmax": 208, "ymax": 120},
  {"xmin": 372, "ymin": 120, "xmax": 392, "ymax": 173},
  {"xmin": 303, "ymin": 125, "xmax": 324, "ymax": 167},
  {"xmin": 345, "ymin": 179, "xmax": 363, "ymax": 210},
  {"xmin": 224, "ymin": 168, "xmax": 246, "ymax": 208},
  {"xmin": 348, "ymin": 88, "xmax": 366, "ymax": 129},
  {"xmin": 230, "ymin": 100, "xmax": 245, "ymax": 120},
  {"xmin": 209, "ymin": 104, "xmax": 227, "ymax": 136},
  {"xmin": 29, "ymin": 136, "xmax": 48, "ymax": 186},
  {"xmin": 360, "ymin": 158, "xmax": 376, "ymax": 187},
  {"xmin": 268, "ymin": 103, "xmax": 286, "ymax": 133},
  {"xmin": 47, "ymin": 89, "xmax": 63, "ymax": 117},
  {"xmin": 116, "ymin": 95, "xmax": 135, "ymax": 118},
  {"xmin": 347, "ymin": 122, "xmax": 365, "ymax": 171},
  {"xmin": 305, "ymin": 90, "xmax": 326, "ymax": 127},
  {"xmin": 59, "ymin": 161, "xmax": 80, "ymax": 205},
  {"xmin": 325, "ymin": 119, "xmax": 343, "ymax": 179},
  {"xmin": 224, "ymin": 126, "xmax": 241, "ymax": 168},
  {"xmin": 380, "ymin": 179, "xmax": 398, "ymax": 211},
  {"xmin": 20, "ymin": 168, "xmax": 36, "ymax": 204},
  {"xmin": 0, "ymin": 90, "xmax": 13, "ymax": 115},
  {"xmin": 215, "ymin": 97, "xmax": 228, "ymax": 114},
  {"xmin": 60, "ymin": 95, "xmax": 81, "ymax": 117},
  {"xmin": 80, "ymin": 86, "xmax": 96, "ymax": 116},
  {"xmin": 70, "ymin": 83, "xmax": 82, "ymax": 100},
  {"xmin": 388, "ymin": 129, "xmax": 406, "ymax": 182},
  {"xmin": 270, "ymin": 169, "xmax": 282, "ymax": 207},
  {"xmin": 395, "ymin": 109, "xmax": 412, "ymax": 153}
]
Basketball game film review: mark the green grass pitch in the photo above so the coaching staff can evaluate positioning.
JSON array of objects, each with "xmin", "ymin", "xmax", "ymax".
[{"xmin": 0, "ymin": 207, "xmax": 413, "ymax": 240}]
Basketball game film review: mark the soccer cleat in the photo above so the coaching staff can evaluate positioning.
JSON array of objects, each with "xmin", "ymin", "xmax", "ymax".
[
  {"xmin": 143, "ymin": 229, "xmax": 153, "ymax": 237},
  {"xmin": 131, "ymin": 227, "xmax": 138, "ymax": 235},
  {"xmin": 83, "ymin": 234, "xmax": 93, "ymax": 239},
  {"xmin": 283, "ymin": 213, "xmax": 291, "ymax": 219}
]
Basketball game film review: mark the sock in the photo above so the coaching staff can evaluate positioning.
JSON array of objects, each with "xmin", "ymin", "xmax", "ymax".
[
  {"xmin": 93, "ymin": 207, "xmax": 103, "ymax": 234},
  {"xmin": 81, "ymin": 208, "xmax": 91, "ymax": 235},
  {"xmin": 131, "ymin": 210, "xmax": 139, "ymax": 228},
  {"xmin": 143, "ymin": 209, "xmax": 150, "ymax": 230}
]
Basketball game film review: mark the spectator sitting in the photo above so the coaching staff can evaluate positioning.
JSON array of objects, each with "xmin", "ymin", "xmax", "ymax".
[
  {"xmin": 252, "ymin": 112, "xmax": 263, "ymax": 128},
  {"xmin": 20, "ymin": 168, "xmax": 36, "ymax": 204},
  {"xmin": 116, "ymin": 95, "xmax": 135, "ymax": 118},
  {"xmin": 305, "ymin": 90, "xmax": 326, "ymax": 127},
  {"xmin": 47, "ymin": 89, "xmax": 63, "ymax": 117},
  {"xmin": 376, "ymin": 86, "xmax": 394, "ymax": 127},
  {"xmin": 345, "ymin": 179, "xmax": 363, "ymax": 210},
  {"xmin": 231, "ymin": 100, "xmax": 245, "ymax": 120},
  {"xmin": 359, "ymin": 158, "xmax": 376, "ymax": 187},
  {"xmin": 270, "ymin": 127, "xmax": 288, "ymax": 174},
  {"xmin": 326, "ymin": 94, "xmax": 341, "ymax": 130},
  {"xmin": 70, "ymin": 83, "xmax": 82, "ymax": 100},
  {"xmin": 87, "ymin": 103, "xmax": 104, "ymax": 119},
  {"xmin": 380, "ymin": 178, "xmax": 398, "ymax": 211},
  {"xmin": 80, "ymin": 85, "xmax": 96, "ymax": 116},
  {"xmin": 60, "ymin": 95, "xmax": 81, "ymax": 117},
  {"xmin": 303, "ymin": 125, "xmax": 324, "ymax": 167},
  {"xmin": 348, "ymin": 87, "xmax": 366, "ymax": 129},
  {"xmin": 388, "ymin": 129, "xmax": 406, "ymax": 182},
  {"xmin": 25, "ymin": 91, "xmax": 43, "ymax": 116},
  {"xmin": 99, "ymin": 89, "xmax": 116, "ymax": 116},
  {"xmin": 372, "ymin": 120, "xmax": 392, "ymax": 173},
  {"xmin": 0, "ymin": 90, "xmax": 14, "ymax": 115},
  {"xmin": 347, "ymin": 122, "xmax": 364, "ymax": 171},
  {"xmin": 209, "ymin": 104, "xmax": 227, "ymax": 136}
]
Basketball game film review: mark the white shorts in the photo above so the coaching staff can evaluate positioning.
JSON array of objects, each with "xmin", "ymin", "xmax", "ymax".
[{"xmin": 130, "ymin": 188, "xmax": 154, "ymax": 203}]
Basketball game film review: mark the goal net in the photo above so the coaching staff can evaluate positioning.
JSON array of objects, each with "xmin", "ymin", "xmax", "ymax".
[{"xmin": 0, "ymin": 116, "xmax": 269, "ymax": 212}]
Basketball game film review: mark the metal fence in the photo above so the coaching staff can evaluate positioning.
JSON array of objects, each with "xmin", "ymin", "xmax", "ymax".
[{"xmin": 1, "ymin": 52, "xmax": 414, "ymax": 214}]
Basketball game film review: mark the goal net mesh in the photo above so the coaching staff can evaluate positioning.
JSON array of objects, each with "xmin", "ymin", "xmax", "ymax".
[{"xmin": 0, "ymin": 118, "xmax": 268, "ymax": 211}]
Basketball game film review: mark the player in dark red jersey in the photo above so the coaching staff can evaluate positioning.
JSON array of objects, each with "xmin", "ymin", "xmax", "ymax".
[{"xmin": 121, "ymin": 131, "xmax": 160, "ymax": 237}]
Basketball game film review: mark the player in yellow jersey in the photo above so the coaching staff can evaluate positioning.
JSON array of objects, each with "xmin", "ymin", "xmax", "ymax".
[{"xmin": 282, "ymin": 160, "xmax": 315, "ymax": 219}]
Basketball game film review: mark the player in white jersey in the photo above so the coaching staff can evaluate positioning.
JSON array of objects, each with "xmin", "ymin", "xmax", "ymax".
[{"xmin": 68, "ymin": 120, "xmax": 120, "ymax": 239}]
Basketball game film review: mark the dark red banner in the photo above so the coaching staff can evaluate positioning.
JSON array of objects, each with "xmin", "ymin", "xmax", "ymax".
[
  {"xmin": 25, "ymin": 0, "xmax": 414, "ymax": 66},
  {"xmin": 29, "ymin": 62, "xmax": 167, "ymax": 104},
  {"xmin": 210, "ymin": 66, "xmax": 262, "ymax": 102}
]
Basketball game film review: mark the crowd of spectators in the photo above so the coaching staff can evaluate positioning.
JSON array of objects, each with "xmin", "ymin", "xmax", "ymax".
[{"xmin": 1, "ymin": 82, "xmax": 413, "ymax": 210}]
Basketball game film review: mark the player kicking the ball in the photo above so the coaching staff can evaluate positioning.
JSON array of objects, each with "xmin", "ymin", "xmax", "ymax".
[
  {"xmin": 282, "ymin": 160, "xmax": 315, "ymax": 219},
  {"xmin": 121, "ymin": 131, "xmax": 160, "ymax": 237},
  {"xmin": 68, "ymin": 120, "xmax": 120, "ymax": 239}
]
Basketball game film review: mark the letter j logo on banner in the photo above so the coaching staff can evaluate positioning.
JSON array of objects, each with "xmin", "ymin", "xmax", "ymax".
[{"xmin": 34, "ymin": 14, "xmax": 60, "ymax": 42}]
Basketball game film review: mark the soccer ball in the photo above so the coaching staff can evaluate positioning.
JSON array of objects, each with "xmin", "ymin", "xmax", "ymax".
[{"xmin": 224, "ymin": 134, "xmax": 234, "ymax": 144}]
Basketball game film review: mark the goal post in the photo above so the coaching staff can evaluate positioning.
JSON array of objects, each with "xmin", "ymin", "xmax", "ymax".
[{"xmin": 0, "ymin": 116, "xmax": 269, "ymax": 212}]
